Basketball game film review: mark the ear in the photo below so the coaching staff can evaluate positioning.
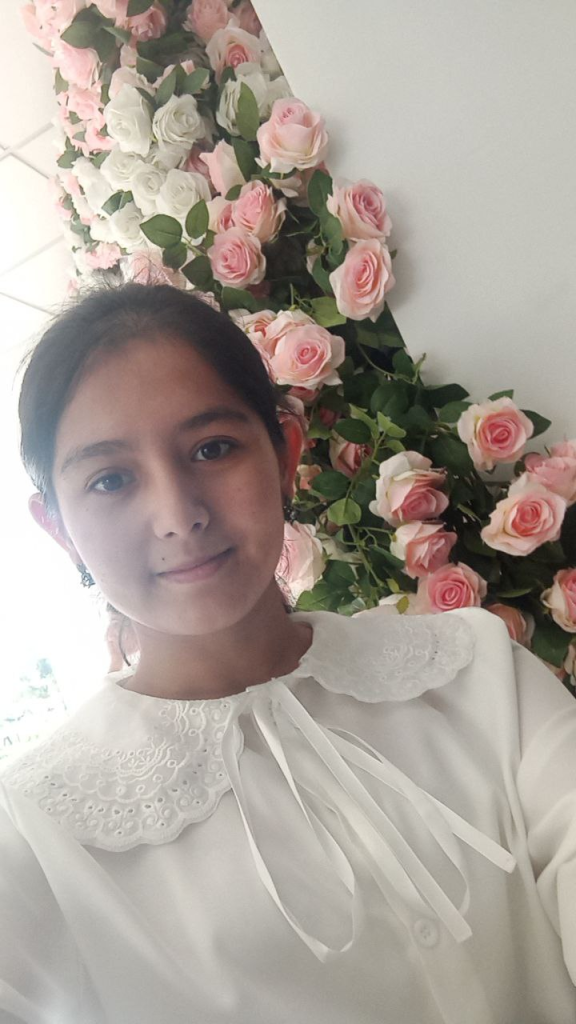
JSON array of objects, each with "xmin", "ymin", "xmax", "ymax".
[
  {"xmin": 28, "ymin": 492, "xmax": 82, "ymax": 564},
  {"xmin": 277, "ymin": 415, "xmax": 305, "ymax": 500}
]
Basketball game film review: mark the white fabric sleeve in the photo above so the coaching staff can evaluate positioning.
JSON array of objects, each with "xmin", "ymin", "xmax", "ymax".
[
  {"xmin": 0, "ymin": 786, "xmax": 83, "ymax": 1023},
  {"xmin": 514, "ymin": 643, "xmax": 576, "ymax": 985}
]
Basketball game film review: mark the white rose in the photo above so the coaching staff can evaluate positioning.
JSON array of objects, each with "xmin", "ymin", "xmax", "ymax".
[
  {"xmin": 265, "ymin": 74, "xmax": 291, "ymax": 112},
  {"xmin": 153, "ymin": 93, "xmax": 205, "ymax": 163},
  {"xmin": 104, "ymin": 85, "xmax": 152, "ymax": 157},
  {"xmin": 216, "ymin": 62, "xmax": 269, "ymax": 136},
  {"xmin": 109, "ymin": 66, "xmax": 154, "ymax": 100},
  {"xmin": 147, "ymin": 143, "xmax": 185, "ymax": 171},
  {"xmin": 71, "ymin": 157, "xmax": 113, "ymax": 213},
  {"xmin": 89, "ymin": 215, "xmax": 115, "ymax": 243},
  {"xmin": 101, "ymin": 149, "xmax": 143, "ymax": 191},
  {"xmin": 70, "ymin": 191, "xmax": 92, "ymax": 223},
  {"xmin": 108, "ymin": 202, "xmax": 147, "ymax": 251},
  {"xmin": 260, "ymin": 31, "xmax": 283, "ymax": 78},
  {"xmin": 131, "ymin": 163, "xmax": 166, "ymax": 216},
  {"xmin": 275, "ymin": 522, "xmax": 325, "ymax": 603},
  {"xmin": 157, "ymin": 169, "xmax": 211, "ymax": 225}
]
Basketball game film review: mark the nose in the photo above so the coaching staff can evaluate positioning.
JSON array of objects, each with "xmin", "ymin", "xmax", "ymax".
[{"xmin": 147, "ymin": 465, "xmax": 210, "ymax": 539}]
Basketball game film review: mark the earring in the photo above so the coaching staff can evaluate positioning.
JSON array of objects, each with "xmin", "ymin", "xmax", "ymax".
[
  {"xmin": 283, "ymin": 498, "xmax": 298, "ymax": 523},
  {"xmin": 77, "ymin": 563, "xmax": 95, "ymax": 588}
]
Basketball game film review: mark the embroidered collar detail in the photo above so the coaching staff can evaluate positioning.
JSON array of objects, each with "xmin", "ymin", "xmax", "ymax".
[
  {"xmin": 0, "ymin": 610, "xmax": 517, "ymax": 962},
  {"xmin": 0, "ymin": 611, "xmax": 476, "ymax": 854}
]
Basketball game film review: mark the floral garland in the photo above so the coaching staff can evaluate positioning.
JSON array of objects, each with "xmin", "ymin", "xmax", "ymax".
[{"xmin": 24, "ymin": 0, "xmax": 576, "ymax": 687}]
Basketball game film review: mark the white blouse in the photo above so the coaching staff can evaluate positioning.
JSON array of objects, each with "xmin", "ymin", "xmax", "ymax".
[{"xmin": 1, "ymin": 606, "xmax": 576, "ymax": 1024}]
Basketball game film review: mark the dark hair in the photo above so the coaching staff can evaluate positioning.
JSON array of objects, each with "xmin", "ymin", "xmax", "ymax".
[{"xmin": 18, "ymin": 282, "xmax": 291, "ymax": 515}]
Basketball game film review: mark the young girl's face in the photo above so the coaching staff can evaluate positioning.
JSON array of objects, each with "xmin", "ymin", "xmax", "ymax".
[{"xmin": 45, "ymin": 336, "xmax": 302, "ymax": 637}]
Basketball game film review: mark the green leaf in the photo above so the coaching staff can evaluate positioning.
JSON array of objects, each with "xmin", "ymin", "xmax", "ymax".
[
  {"xmin": 182, "ymin": 68, "xmax": 210, "ymax": 95},
  {"xmin": 140, "ymin": 214, "xmax": 182, "ymax": 248},
  {"xmin": 429, "ymin": 434, "xmax": 474, "ymax": 475},
  {"xmin": 319, "ymin": 207, "xmax": 343, "ymax": 251},
  {"xmin": 54, "ymin": 69, "xmax": 68, "ymax": 94},
  {"xmin": 309, "ymin": 296, "xmax": 346, "ymax": 328},
  {"xmin": 531, "ymin": 620, "xmax": 570, "ymax": 668},
  {"xmin": 370, "ymin": 381, "xmax": 409, "ymax": 417},
  {"xmin": 236, "ymin": 82, "xmax": 260, "ymax": 141},
  {"xmin": 155, "ymin": 67, "xmax": 178, "ymax": 107},
  {"xmin": 376, "ymin": 412, "xmax": 407, "ymax": 438},
  {"xmin": 392, "ymin": 349, "xmax": 417, "ymax": 378},
  {"xmin": 495, "ymin": 586, "xmax": 535, "ymax": 598},
  {"xmin": 385, "ymin": 439, "xmax": 406, "ymax": 453},
  {"xmin": 307, "ymin": 169, "xmax": 333, "ymax": 215},
  {"xmin": 328, "ymin": 497, "xmax": 362, "ymax": 526},
  {"xmin": 93, "ymin": 29, "xmax": 117, "ymax": 63},
  {"xmin": 220, "ymin": 287, "xmax": 257, "ymax": 312},
  {"xmin": 136, "ymin": 56, "xmax": 164, "ymax": 82},
  {"xmin": 231, "ymin": 137, "xmax": 257, "ymax": 182},
  {"xmin": 439, "ymin": 400, "xmax": 471, "ymax": 422},
  {"xmin": 352, "ymin": 477, "xmax": 376, "ymax": 507},
  {"xmin": 185, "ymin": 199, "xmax": 209, "ymax": 239},
  {"xmin": 324, "ymin": 560, "xmax": 356, "ymax": 588},
  {"xmin": 427, "ymin": 383, "xmax": 470, "ymax": 406},
  {"xmin": 118, "ymin": 190, "xmax": 133, "ymax": 209},
  {"xmin": 57, "ymin": 148, "xmax": 78, "ymax": 169},
  {"xmin": 523, "ymin": 410, "xmax": 552, "ymax": 438},
  {"xmin": 349, "ymin": 404, "xmax": 379, "ymax": 439},
  {"xmin": 182, "ymin": 255, "xmax": 214, "ymax": 290},
  {"xmin": 462, "ymin": 527, "xmax": 498, "ymax": 558},
  {"xmin": 162, "ymin": 242, "xmax": 188, "ymax": 270},
  {"xmin": 103, "ymin": 24, "xmax": 132, "ymax": 43},
  {"xmin": 334, "ymin": 418, "xmax": 372, "ymax": 445},
  {"xmin": 311, "ymin": 258, "xmax": 333, "ymax": 294},
  {"xmin": 296, "ymin": 581, "xmax": 337, "ymax": 612},
  {"xmin": 488, "ymin": 389, "xmax": 514, "ymax": 401},
  {"xmin": 127, "ymin": 0, "xmax": 153, "ymax": 14},
  {"xmin": 60, "ymin": 19, "xmax": 98, "ymax": 48},
  {"xmin": 309, "ymin": 471, "xmax": 349, "ymax": 500},
  {"xmin": 101, "ymin": 191, "xmax": 125, "ymax": 216},
  {"xmin": 225, "ymin": 183, "xmax": 243, "ymax": 201}
]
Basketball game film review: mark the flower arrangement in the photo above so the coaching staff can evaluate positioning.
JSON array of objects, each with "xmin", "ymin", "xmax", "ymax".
[{"xmin": 24, "ymin": 0, "xmax": 576, "ymax": 687}]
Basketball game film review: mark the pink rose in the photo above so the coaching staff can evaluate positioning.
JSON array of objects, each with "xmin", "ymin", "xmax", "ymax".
[
  {"xmin": 329, "ymin": 438, "xmax": 371, "ymax": 478},
  {"xmin": 181, "ymin": 144, "xmax": 212, "ymax": 178},
  {"xmin": 487, "ymin": 603, "xmax": 534, "ymax": 645},
  {"xmin": 326, "ymin": 180, "xmax": 392, "ymax": 241},
  {"xmin": 53, "ymin": 40, "xmax": 99, "ymax": 90},
  {"xmin": 200, "ymin": 140, "xmax": 245, "ymax": 195},
  {"xmin": 92, "ymin": 0, "xmax": 129, "ymax": 22},
  {"xmin": 183, "ymin": 0, "xmax": 229, "ymax": 42},
  {"xmin": 551, "ymin": 440, "xmax": 576, "ymax": 460},
  {"xmin": 415, "ymin": 563, "xmax": 487, "ymax": 613},
  {"xmin": 208, "ymin": 227, "xmax": 266, "ymax": 287},
  {"xmin": 481, "ymin": 482, "xmax": 566, "ymax": 555},
  {"xmin": 232, "ymin": 181, "xmax": 286, "ymax": 243},
  {"xmin": 542, "ymin": 568, "xmax": 576, "ymax": 633},
  {"xmin": 369, "ymin": 451, "xmax": 448, "ymax": 526},
  {"xmin": 235, "ymin": 0, "xmax": 262, "ymax": 35},
  {"xmin": 124, "ymin": 249, "xmax": 184, "ymax": 287},
  {"xmin": 207, "ymin": 196, "xmax": 235, "ymax": 232},
  {"xmin": 390, "ymin": 522, "xmax": 457, "ymax": 579},
  {"xmin": 231, "ymin": 307, "xmax": 277, "ymax": 346},
  {"xmin": 127, "ymin": 2, "xmax": 168, "ymax": 41},
  {"xmin": 329, "ymin": 240, "xmax": 395, "ymax": 322},
  {"xmin": 297, "ymin": 464, "xmax": 322, "ymax": 492},
  {"xmin": 270, "ymin": 325, "xmax": 345, "ymax": 392},
  {"xmin": 84, "ymin": 112, "xmax": 115, "ymax": 152},
  {"xmin": 22, "ymin": 4, "xmax": 54, "ymax": 51},
  {"xmin": 84, "ymin": 242, "xmax": 122, "ymax": 270},
  {"xmin": 457, "ymin": 398, "xmax": 534, "ymax": 471},
  {"xmin": 206, "ymin": 23, "xmax": 262, "ymax": 80},
  {"xmin": 521, "ymin": 451, "xmax": 576, "ymax": 504},
  {"xmin": 120, "ymin": 39, "xmax": 138, "ymax": 67},
  {"xmin": 275, "ymin": 522, "xmax": 325, "ymax": 602},
  {"xmin": 257, "ymin": 98, "xmax": 329, "ymax": 173},
  {"xmin": 67, "ymin": 84, "xmax": 102, "ymax": 121}
]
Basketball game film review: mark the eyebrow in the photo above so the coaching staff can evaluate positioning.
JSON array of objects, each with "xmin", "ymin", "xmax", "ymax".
[{"xmin": 58, "ymin": 406, "xmax": 252, "ymax": 476}]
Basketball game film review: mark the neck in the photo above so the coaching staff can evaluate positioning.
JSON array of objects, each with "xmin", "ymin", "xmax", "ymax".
[{"xmin": 125, "ymin": 585, "xmax": 313, "ymax": 700}]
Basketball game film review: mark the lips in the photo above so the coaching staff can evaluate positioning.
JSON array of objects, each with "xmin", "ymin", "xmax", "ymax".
[{"xmin": 157, "ymin": 550, "xmax": 230, "ymax": 575}]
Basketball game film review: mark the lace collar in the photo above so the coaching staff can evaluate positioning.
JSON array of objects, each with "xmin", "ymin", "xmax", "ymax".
[{"xmin": 0, "ymin": 609, "xmax": 475, "ymax": 856}]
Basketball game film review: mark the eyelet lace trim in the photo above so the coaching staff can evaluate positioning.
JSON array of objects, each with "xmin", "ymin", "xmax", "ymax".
[{"xmin": 0, "ymin": 611, "xmax": 475, "ymax": 851}]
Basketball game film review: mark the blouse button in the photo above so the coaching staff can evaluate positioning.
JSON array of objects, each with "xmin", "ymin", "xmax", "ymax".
[{"xmin": 413, "ymin": 918, "xmax": 439, "ymax": 949}]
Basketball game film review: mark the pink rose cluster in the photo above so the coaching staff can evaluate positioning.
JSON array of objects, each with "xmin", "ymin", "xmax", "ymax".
[
  {"xmin": 457, "ymin": 397, "xmax": 534, "ymax": 472},
  {"xmin": 233, "ymin": 308, "xmax": 345, "ymax": 395},
  {"xmin": 370, "ymin": 452, "xmax": 448, "ymax": 527}
]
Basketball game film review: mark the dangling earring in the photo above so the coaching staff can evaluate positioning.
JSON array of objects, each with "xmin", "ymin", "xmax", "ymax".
[
  {"xmin": 283, "ymin": 497, "xmax": 298, "ymax": 523},
  {"xmin": 77, "ymin": 563, "xmax": 95, "ymax": 588}
]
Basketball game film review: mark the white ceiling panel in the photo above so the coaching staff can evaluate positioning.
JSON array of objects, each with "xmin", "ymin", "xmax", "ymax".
[
  {"xmin": 0, "ymin": 292, "xmax": 50, "ymax": 365},
  {"xmin": 0, "ymin": 156, "xmax": 61, "ymax": 276},
  {"xmin": 0, "ymin": 4, "xmax": 57, "ymax": 147},
  {"xmin": 16, "ymin": 125, "xmax": 58, "ymax": 178},
  {"xmin": 0, "ymin": 239, "xmax": 71, "ymax": 312}
]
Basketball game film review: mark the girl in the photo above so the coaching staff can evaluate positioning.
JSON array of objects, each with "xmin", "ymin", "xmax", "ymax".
[{"xmin": 1, "ymin": 282, "xmax": 575, "ymax": 1024}]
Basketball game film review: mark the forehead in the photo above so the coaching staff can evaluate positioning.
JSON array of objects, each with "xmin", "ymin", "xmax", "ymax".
[{"xmin": 54, "ymin": 336, "xmax": 255, "ymax": 454}]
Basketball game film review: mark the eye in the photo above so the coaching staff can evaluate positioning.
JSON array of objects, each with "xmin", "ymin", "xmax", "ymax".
[
  {"xmin": 90, "ymin": 472, "xmax": 132, "ymax": 494},
  {"xmin": 193, "ymin": 440, "xmax": 236, "ymax": 462}
]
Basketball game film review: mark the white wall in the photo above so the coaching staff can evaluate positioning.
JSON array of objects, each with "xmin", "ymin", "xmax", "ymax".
[{"xmin": 254, "ymin": 0, "xmax": 576, "ymax": 441}]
